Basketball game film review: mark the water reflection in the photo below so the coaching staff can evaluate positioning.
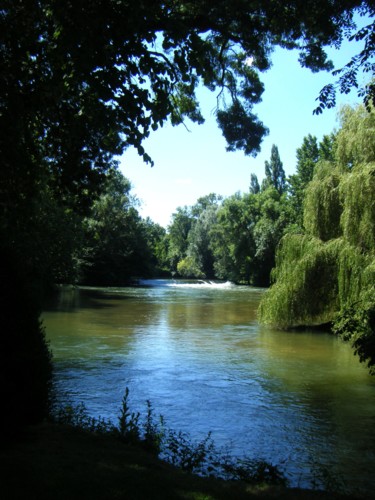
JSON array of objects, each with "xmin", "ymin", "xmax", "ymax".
[{"xmin": 43, "ymin": 282, "xmax": 375, "ymax": 495}]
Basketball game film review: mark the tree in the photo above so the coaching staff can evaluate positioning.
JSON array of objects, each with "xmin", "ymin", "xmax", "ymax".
[
  {"xmin": 210, "ymin": 193, "xmax": 256, "ymax": 283},
  {"xmin": 249, "ymin": 173, "xmax": 260, "ymax": 195},
  {"xmin": 259, "ymin": 104, "xmax": 375, "ymax": 373},
  {"xmin": 335, "ymin": 104, "xmax": 375, "ymax": 167},
  {"xmin": 318, "ymin": 133, "xmax": 337, "ymax": 162},
  {"xmin": 295, "ymin": 135, "xmax": 320, "ymax": 186},
  {"xmin": 288, "ymin": 135, "xmax": 320, "ymax": 226},
  {"xmin": 191, "ymin": 193, "xmax": 222, "ymax": 218},
  {"xmin": 82, "ymin": 170, "xmax": 153, "ymax": 285},
  {"xmin": 263, "ymin": 145, "xmax": 286, "ymax": 194},
  {"xmin": 167, "ymin": 207, "xmax": 194, "ymax": 272},
  {"xmin": 141, "ymin": 218, "xmax": 169, "ymax": 277},
  {"xmin": 253, "ymin": 186, "xmax": 293, "ymax": 285},
  {"xmin": 2, "ymin": 2, "xmax": 373, "ymax": 205},
  {"xmin": 186, "ymin": 203, "xmax": 219, "ymax": 279},
  {"xmin": 288, "ymin": 134, "xmax": 338, "ymax": 228},
  {"xmin": 168, "ymin": 194, "xmax": 221, "ymax": 278}
]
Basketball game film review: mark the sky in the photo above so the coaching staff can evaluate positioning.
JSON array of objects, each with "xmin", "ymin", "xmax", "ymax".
[{"xmin": 119, "ymin": 25, "xmax": 368, "ymax": 228}]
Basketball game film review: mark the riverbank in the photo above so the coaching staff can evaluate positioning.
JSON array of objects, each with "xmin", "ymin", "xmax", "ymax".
[{"xmin": 0, "ymin": 423, "xmax": 361, "ymax": 500}]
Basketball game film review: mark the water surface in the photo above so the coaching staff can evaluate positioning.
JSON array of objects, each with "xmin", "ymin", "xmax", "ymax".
[{"xmin": 43, "ymin": 281, "xmax": 375, "ymax": 494}]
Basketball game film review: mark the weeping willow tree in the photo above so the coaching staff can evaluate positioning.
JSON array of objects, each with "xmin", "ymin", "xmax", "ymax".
[{"xmin": 259, "ymin": 105, "xmax": 375, "ymax": 373}]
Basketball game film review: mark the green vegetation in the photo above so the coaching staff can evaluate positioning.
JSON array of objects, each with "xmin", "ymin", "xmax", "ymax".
[
  {"xmin": 52, "ymin": 389, "xmax": 287, "ymax": 484},
  {"xmin": 1, "ymin": 3, "xmax": 375, "ymax": 494},
  {"xmin": 1, "ymin": 422, "xmax": 356, "ymax": 500},
  {"xmin": 0, "ymin": 388, "xmax": 362, "ymax": 499},
  {"xmin": 259, "ymin": 105, "xmax": 375, "ymax": 373},
  {"xmin": 1, "ymin": 0, "xmax": 374, "ymax": 451},
  {"xmin": 164, "ymin": 141, "xmax": 326, "ymax": 286}
]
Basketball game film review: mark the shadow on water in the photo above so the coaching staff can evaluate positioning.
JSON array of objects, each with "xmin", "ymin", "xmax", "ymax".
[{"xmin": 44, "ymin": 286, "xmax": 132, "ymax": 313}]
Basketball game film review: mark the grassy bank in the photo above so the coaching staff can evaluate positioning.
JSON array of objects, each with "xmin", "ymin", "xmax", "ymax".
[{"xmin": 0, "ymin": 423, "xmax": 359, "ymax": 500}]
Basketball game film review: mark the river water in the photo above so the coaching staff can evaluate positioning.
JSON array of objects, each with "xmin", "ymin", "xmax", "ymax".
[{"xmin": 43, "ymin": 280, "xmax": 375, "ymax": 494}]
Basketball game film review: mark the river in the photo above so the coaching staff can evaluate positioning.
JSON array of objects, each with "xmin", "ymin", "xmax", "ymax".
[{"xmin": 43, "ymin": 280, "xmax": 375, "ymax": 495}]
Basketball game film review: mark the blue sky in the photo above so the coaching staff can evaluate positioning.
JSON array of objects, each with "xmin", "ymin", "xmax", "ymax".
[{"xmin": 120, "ymin": 26, "xmax": 368, "ymax": 228}]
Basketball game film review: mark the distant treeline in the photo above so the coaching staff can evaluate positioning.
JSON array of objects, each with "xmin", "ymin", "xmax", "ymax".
[{"xmin": 57, "ymin": 131, "xmax": 333, "ymax": 288}]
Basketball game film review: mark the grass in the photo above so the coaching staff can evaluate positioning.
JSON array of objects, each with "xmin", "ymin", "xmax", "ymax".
[{"xmin": 0, "ymin": 422, "xmax": 360, "ymax": 500}]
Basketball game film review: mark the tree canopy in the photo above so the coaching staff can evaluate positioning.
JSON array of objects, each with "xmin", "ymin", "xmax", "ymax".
[
  {"xmin": 1, "ymin": 1, "xmax": 374, "ymax": 240},
  {"xmin": 2, "ymin": 1, "xmax": 374, "ymax": 196}
]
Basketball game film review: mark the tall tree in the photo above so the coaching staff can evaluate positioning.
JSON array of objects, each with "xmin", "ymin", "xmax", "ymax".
[
  {"xmin": 141, "ymin": 218, "xmax": 169, "ymax": 277},
  {"xmin": 264, "ymin": 145, "xmax": 286, "ymax": 194},
  {"xmin": 288, "ymin": 135, "xmax": 320, "ymax": 226},
  {"xmin": 167, "ymin": 207, "xmax": 194, "ymax": 272},
  {"xmin": 250, "ymin": 173, "xmax": 260, "ymax": 194},
  {"xmin": 296, "ymin": 135, "xmax": 320, "ymax": 186},
  {"xmin": 319, "ymin": 133, "xmax": 337, "ymax": 162},
  {"xmin": 253, "ymin": 186, "xmax": 292, "ymax": 285}
]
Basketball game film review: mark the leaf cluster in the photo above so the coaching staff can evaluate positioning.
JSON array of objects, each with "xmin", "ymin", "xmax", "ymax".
[{"xmin": 314, "ymin": 7, "xmax": 375, "ymax": 115}]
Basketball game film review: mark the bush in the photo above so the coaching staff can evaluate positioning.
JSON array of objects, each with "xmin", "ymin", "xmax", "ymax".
[
  {"xmin": 52, "ymin": 388, "xmax": 287, "ymax": 487},
  {"xmin": 333, "ymin": 297, "xmax": 375, "ymax": 374}
]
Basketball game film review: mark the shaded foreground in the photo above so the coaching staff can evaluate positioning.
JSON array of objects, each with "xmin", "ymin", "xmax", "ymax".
[{"xmin": 0, "ymin": 424, "xmax": 361, "ymax": 500}]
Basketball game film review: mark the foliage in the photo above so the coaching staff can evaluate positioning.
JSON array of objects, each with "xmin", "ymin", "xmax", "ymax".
[
  {"xmin": 163, "ymin": 430, "xmax": 216, "ymax": 474},
  {"xmin": 81, "ymin": 170, "xmax": 159, "ymax": 284},
  {"xmin": 177, "ymin": 256, "xmax": 205, "ymax": 278},
  {"xmin": 186, "ymin": 200, "xmax": 219, "ymax": 278},
  {"xmin": 1, "ymin": 1, "xmax": 372, "ymax": 194},
  {"xmin": 143, "ymin": 399, "xmax": 165, "ymax": 455},
  {"xmin": 211, "ymin": 192, "xmax": 257, "ymax": 284},
  {"xmin": 260, "ymin": 105, "xmax": 375, "ymax": 372},
  {"xmin": 288, "ymin": 135, "xmax": 319, "ymax": 226},
  {"xmin": 288, "ymin": 134, "xmax": 337, "ymax": 227},
  {"xmin": 167, "ymin": 146, "xmax": 295, "ymax": 285},
  {"xmin": 314, "ymin": 6, "xmax": 375, "ymax": 114},
  {"xmin": 263, "ymin": 145, "xmax": 286, "ymax": 194},
  {"xmin": 295, "ymin": 135, "xmax": 320, "ymax": 186},
  {"xmin": 52, "ymin": 388, "xmax": 287, "ymax": 486},
  {"xmin": 167, "ymin": 195, "xmax": 222, "ymax": 278},
  {"xmin": 167, "ymin": 206, "xmax": 194, "ymax": 272},
  {"xmin": 336, "ymin": 104, "xmax": 375, "ymax": 167},
  {"xmin": 52, "ymin": 402, "xmax": 116, "ymax": 434},
  {"xmin": 220, "ymin": 458, "xmax": 287, "ymax": 486},
  {"xmin": 118, "ymin": 387, "xmax": 142, "ymax": 444},
  {"xmin": 303, "ymin": 162, "xmax": 344, "ymax": 241},
  {"xmin": 332, "ymin": 296, "xmax": 375, "ymax": 373},
  {"xmin": 249, "ymin": 173, "xmax": 260, "ymax": 194},
  {"xmin": 340, "ymin": 162, "xmax": 375, "ymax": 251},
  {"xmin": 259, "ymin": 235, "xmax": 342, "ymax": 327},
  {"xmin": 141, "ymin": 218, "xmax": 170, "ymax": 277}
]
